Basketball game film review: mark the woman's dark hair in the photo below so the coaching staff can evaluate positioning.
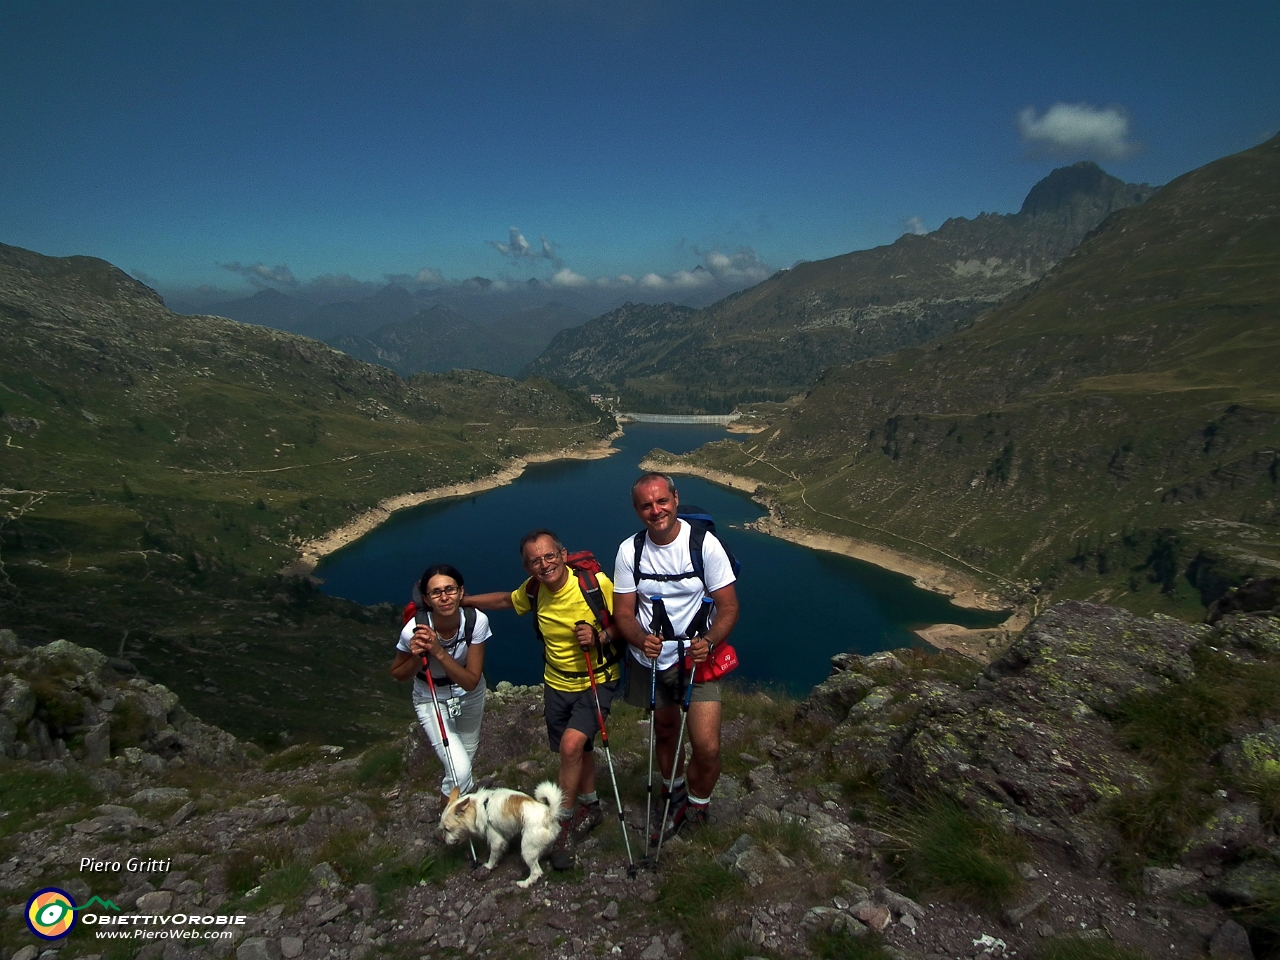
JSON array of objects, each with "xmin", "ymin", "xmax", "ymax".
[{"xmin": 418, "ymin": 564, "xmax": 465, "ymax": 594}]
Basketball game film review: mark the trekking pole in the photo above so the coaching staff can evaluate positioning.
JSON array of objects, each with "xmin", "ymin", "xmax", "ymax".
[
  {"xmin": 643, "ymin": 597, "xmax": 664, "ymax": 860},
  {"xmin": 654, "ymin": 598, "xmax": 713, "ymax": 866},
  {"xmin": 576, "ymin": 621, "xmax": 636, "ymax": 876},
  {"xmin": 421, "ymin": 655, "xmax": 478, "ymax": 864},
  {"xmin": 654, "ymin": 638, "xmax": 694, "ymax": 866}
]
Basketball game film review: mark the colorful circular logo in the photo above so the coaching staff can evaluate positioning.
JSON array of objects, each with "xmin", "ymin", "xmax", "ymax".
[{"xmin": 26, "ymin": 887, "xmax": 78, "ymax": 939}]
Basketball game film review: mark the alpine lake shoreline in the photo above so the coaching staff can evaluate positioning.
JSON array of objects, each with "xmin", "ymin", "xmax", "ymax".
[{"xmin": 291, "ymin": 424, "xmax": 1022, "ymax": 665}]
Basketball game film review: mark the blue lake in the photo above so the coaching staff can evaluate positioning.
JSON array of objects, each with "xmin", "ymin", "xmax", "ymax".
[{"xmin": 315, "ymin": 423, "xmax": 1007, "ymax": 695}]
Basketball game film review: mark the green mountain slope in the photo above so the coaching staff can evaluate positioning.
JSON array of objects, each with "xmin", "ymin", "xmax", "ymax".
[
  {"xmin": 329, "ymin": 303, "xmax": 529, "ymax": 378},
  {"xmin": 669, "ymin": 134, "xmax": 1280, "ymax": 615},
  {"xmin": 528, "ymin": 162, "xmax": 1154, "ymax": 412},
  {"xmin": 0, "ymin": 243, "xmax": 612, "ymax": 743},
  {"xmin": 484, "ymin": 300, "xmax": 589, "ymax": 356}
]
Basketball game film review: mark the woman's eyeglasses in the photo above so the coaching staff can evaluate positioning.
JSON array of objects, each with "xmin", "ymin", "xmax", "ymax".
[{"xmin": 427, "ymin": 585, "xmax": 459, "ymax": 600}]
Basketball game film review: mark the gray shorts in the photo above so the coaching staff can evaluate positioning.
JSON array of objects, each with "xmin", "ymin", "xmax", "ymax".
[
  {"xmin": 544, "ymin": 679, "xmax": 619, "ymax": 753},
  {"xmin": 624, "ymin": 658, "xmax": 721, "ymax": 710}
]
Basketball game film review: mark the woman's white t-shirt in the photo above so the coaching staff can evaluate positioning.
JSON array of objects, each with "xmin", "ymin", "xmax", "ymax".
[{"xmin": 397, "ymin": 610, "xmax": 491, "ymax": 701}]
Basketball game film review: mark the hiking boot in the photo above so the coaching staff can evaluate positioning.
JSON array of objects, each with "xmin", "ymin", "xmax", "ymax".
[
  {"xmin": 654, "ymin": 782, "xmax": 686, "ymax": 820},
  {"xmin": 570, "ymin": 801, "xmax": 603, "ymax": 842},
  {"xmin": 550, "ymin": 817, "xmax": 574, "ymax": 871},
  {"xmin": 653, "ymin": 800, "xmax": 709, "ymax": 845},
  {"xmin": 649, "ymin": 795, "xmax": 687, "ymax": 847}
]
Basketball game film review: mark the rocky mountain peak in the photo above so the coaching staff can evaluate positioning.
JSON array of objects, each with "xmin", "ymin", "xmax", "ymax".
[{"xmin": 1017, "ymin": 160, "xmax": 1155, "ymax": 223}]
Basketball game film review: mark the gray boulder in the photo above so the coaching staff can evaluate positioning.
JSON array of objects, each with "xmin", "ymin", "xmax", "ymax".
[
  {"xmin": 1210, "ymin": 920, "xmax": 1255, "ymax": 960},
  {"xmin": 84, "ymin": 721, "xmax": 111, "ymax": 764},
  {"xmin": 1213, "ymin": 859, "xmax": 1280, "ymax": 906},
  {"xmin": 985, "ymin": 601, "xmax": 1200, "ymax": 713},
  {"xmin": 1181, "ymin": 803, "xmax": 1263, "ymax": 866},
  {"xmin": 813, "ymin": 602, "xmax": 1216, "ymax": 865},
  {"xmin": 1143, "ymin": 866, "xmax": 1201, "ymax": 896},
  {"xmin": 0, "ymin": 627, "xmax": 23, "ymax": 655},
  {"xmin": 34, "ymin": 638, "xmax": 108, "ymax": 675},
  {"xmin": 1221, "ymin": 727, "xmax": 1280, "ymax": 784},
  {"xmin": 1, "ymin": 675, "xmax": 36, "ymax": 723},
  {"xmin": 799, "ymin": 670, "xmax": 875, "ymax": 724}
]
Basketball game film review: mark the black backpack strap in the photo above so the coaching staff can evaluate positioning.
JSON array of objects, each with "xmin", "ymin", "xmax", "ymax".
[
  {"xmin": 688, "ymin": 524, "xmax": 707, "ymax": 589},
  {"xmin": 525, "ymin": 578, "xmax": 548, "ymax": 668},
  {"xmin": 632, "ymin": 528, "xmax": 700, "ymax": 583},
  {"xmin": 414, "ymin": 604, "xmax": 476, "ymax": 683},
  {"xmin": 631, "ymin": 531, "xmax": 645, "ymax": 585},
  {"xmin": 544, "ymin": 643, "xmax": 623, "ymax": 680},
  {"xmin": 649, "ymin": 596, "xmax": 675, "ymax": 644},
  {"xmin": 684, "ymin": 596, "xmax": 712, "ymax": 639}
]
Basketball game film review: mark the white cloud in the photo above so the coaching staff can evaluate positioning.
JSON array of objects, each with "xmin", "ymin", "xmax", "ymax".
[
  {"xmin": 221, "ymin": 261, "xmax": 299, "ymax": 286},
  {"xmin": 1017, "ymin": 102, "xmax": 1138, "ymax": 161},
  {"xmin": 559, "ymin": 248, "xmax": 772, "ymax": 295},
  {"xmin": 488, "ymin": 227, "xmax": 561, "ymax": 266},
  {"xmin": 902, "ymin": 216, "xmax": 927, "ymax": 236},
  {"xmin": 551, "ymin": 267, "xmax": 590, "ymax": 287}
]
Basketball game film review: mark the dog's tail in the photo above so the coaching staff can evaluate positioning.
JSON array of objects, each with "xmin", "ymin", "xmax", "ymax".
[{"xmin": 533, "ymin": 781, "xmax": 564, "ymax": 810}]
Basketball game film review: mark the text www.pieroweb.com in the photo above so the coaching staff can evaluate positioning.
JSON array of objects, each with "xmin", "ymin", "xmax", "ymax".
[
  {"xmin": 95, "ymin": 929, "xmax": 235, "ymax": 940},
  {"xmin": 83, "ymin": 914, "xmax": 247, "ymax": 940}
]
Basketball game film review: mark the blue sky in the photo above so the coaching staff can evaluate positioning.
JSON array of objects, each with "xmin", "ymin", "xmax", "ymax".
[{"xmin": 2, "ymin": 1, "xmax": 1277, "ymax": 313}]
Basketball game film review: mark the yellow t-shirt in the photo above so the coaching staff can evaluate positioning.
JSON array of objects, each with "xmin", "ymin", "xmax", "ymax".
[{"xmin": 511, "ymin": 571, "xmax": 620, "ymax": 692}]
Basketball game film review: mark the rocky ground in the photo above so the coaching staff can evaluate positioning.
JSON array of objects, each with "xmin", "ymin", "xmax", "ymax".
[{"xmin": 3, "ymin": 589, "xmax": 1279, "ymax": 960}]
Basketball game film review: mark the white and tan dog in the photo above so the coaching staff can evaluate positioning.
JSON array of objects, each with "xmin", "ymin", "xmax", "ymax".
[{"xmin": 439, "ymin": 781, "xmax": 564, "ymax": 887}]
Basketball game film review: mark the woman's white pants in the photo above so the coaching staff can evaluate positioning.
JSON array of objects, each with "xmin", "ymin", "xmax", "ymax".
[{"xmin": 413, "ymin": 679, "xmax": 486, "ymax": 797}]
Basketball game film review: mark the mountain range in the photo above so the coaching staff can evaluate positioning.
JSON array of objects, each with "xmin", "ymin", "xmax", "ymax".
[
  {"xmin": 528, "ymin": 162, "xmax": 1155, "ymax": 412},
  {"xmin": 203, "ymin": 286, "xmax": 588, "ymax": 379},
  {"xmin": 666, "ymin": 133, "xmax": 1280, "ymax": 615}
]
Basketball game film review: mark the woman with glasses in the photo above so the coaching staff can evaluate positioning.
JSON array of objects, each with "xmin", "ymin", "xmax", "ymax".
[{"xmin": 391, "ymin": 564, "xmax": 489, "ymax": 808}]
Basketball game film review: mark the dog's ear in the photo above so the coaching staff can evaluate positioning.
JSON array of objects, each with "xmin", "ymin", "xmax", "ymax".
[{"xmin": 455, "ymin": 797, "xmax": 472, "ymax": 814}]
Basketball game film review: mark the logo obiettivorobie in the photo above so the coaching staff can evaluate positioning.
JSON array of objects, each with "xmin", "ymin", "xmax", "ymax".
[{"xmin": 26, "ymin": 887, "xmax": 78, "ymax": 939}]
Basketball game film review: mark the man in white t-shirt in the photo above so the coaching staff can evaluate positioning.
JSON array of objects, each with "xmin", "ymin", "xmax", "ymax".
[{"xmin": 613, "ymin": 472, "xmax": 738, "ymax": 839}]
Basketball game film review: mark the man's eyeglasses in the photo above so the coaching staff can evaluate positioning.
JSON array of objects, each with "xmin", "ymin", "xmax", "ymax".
[
  {"xmin": 426, "ymin": 585, "xmax": 459, "ymax": 600},
  {"xmin": 527, "ymin": 551, "xmax": 562, "ymax": 569}
]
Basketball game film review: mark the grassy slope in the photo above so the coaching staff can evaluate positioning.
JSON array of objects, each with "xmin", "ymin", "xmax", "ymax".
[
  {"xmin": 0, "ymin": 243, "xmax": 612, "ymax": 744},
  {"xmin": 672, "ymin": 134, "xmax": 1280, "ymax": 617}
]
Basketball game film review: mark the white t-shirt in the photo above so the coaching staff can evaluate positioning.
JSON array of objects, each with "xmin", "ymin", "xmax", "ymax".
[
  {"xmin": 397, "ymin": 609, "xmax": 491, "ymax": 701},
  {"xmin": 613, "ymin": 519, "xmax": 736, "ymax": 671}
]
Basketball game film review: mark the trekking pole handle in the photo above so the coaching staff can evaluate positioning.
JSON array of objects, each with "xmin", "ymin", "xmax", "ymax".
[{"xmin": 574, "ymin": 618, "xmax": 602, "ymax": 650}]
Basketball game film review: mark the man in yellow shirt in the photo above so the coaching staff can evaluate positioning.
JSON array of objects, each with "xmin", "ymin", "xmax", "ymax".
[{"xmin": 464, "ymin": 528, "xmax": 622, "ymax": 869}]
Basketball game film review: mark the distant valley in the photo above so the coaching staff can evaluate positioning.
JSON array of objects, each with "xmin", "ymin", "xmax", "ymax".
[
  {"xmin": 0, "ymin": 243, "xmax": 611, "ymax": 743},
  {"xmin": 202, "ymin": 285, "xmax": 588, "ymax": 378}
]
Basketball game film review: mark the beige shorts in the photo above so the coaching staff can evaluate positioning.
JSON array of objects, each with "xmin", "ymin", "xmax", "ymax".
[{"xmin": 624, "ymin": 658, "xmax": 721, "ymax": 710}]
